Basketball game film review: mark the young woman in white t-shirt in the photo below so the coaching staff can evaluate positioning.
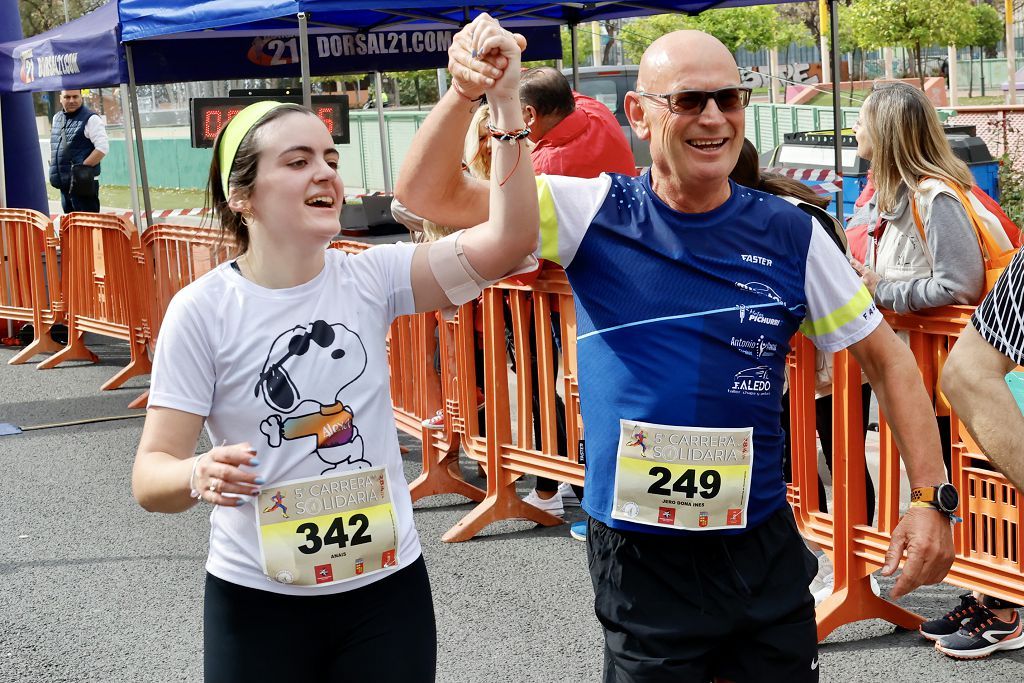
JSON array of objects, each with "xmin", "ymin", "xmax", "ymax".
[{"xmin": 131, "ymin": 17, "xmax": 536, "ymax": 682}]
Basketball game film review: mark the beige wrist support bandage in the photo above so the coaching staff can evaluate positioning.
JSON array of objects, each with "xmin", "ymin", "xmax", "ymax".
[
  {"xmin": 428, "ymin": 230, "xmax": 538, "ymax": 305},
  {"xmin": 428, "ymin": 230, "xmax": 489, "ymax": 305}
]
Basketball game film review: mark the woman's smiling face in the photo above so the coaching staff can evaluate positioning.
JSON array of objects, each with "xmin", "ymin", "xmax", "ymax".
[{"xmin": 246, "ymin": 111, "xmax": 344, "ymax": 246}]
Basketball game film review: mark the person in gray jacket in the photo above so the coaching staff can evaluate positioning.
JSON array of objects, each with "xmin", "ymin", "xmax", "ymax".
[{"xmin": 849, "ymin": 83, "xmax": 1011, "ymax": 313}]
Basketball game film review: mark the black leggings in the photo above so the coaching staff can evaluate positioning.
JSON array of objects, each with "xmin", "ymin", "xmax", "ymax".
[{"xmin": 204, "ymin": 556, "xmax": 436, "ymax": 682}]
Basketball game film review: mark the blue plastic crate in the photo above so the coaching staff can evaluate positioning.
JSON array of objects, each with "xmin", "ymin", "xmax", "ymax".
[{"xmin": 970, "ymin": 161, "xmax": 999, "ymax": 202}]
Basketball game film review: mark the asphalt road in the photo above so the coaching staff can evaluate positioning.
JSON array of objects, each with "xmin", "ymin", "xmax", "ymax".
[{"xmin": 2, "ymin": 340, "xmax": 1023, "ymax": 682}]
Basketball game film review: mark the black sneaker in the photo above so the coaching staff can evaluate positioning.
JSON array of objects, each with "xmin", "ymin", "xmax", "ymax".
[
  {"xmin": 935, "ymin": 608, "xmax": 1024, "ymax": 660},
  {"xmin": 919, "ymin": 593, "xmax": 982, "ymax": 642}
]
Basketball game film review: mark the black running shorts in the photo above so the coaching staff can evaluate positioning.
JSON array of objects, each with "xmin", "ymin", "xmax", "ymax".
[
  {"xmin": 588, "ymin": 506, "xmax": 820, "ymax": 683},
  {"xmin": 204, "ymin": 555, "xmax": 436, "ymax": 682}
]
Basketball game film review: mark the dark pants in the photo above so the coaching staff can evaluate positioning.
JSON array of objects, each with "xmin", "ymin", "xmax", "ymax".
[
  {"xmin": 60, "ymin": 189, "xmax": 100, "ymax": 213},
  {"xmin": 204, "ymin": 556, "xmax": 436, "ymax": 682},
  {"xmin": 503, "ymin": 301, "xmax": 580, "ymax": 498},
  {"xmin": 589, "ymin": 508, "xmax": 819, "ymax": 682}
]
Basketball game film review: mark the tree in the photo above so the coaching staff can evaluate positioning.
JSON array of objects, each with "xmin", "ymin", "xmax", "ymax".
[
  {"xmin": 691, "ymin": 6, "xmax": 786, "ymax": 53},
  {"xmin": 602, "ymin": 20, "xmax": 620, "ymax": 65},
  {"xmin": 846, "ymin": 0, "xmax": 975, "ymax": 86},
  {"xmin": 560, "ymin": 25, "xmax": 595, "ymax": 65},
  {"xmin": 622, "ymin": 7, "xmax": 809, "ymax": 65},
  {"xmin": 777, "ymin": 2, "xmax": 821, "ymax": 38},
  {"xmin": 621, "ymin": 14, "xmax": 692, "ymax": 64},
  {"xmin": 394, "ymin": 69, "xmax": 441, "ymax": 109},
  {"xmin": 970, "ymin": 2, "xmax": 1005, "ymax": 50},
  {"xmin": 965, "ymin": 3, "xmax": 1004, "ymax": 96},
  {"xmin": 18, "ymin": 0, "xmax": 106, "ymax": 37}
]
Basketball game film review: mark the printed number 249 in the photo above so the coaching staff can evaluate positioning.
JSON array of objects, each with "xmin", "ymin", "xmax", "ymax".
[
  {"xmin": 647, "ymin": 467, "xmax": 721, "ymax": 498},
  {"xmin": 296, "ymin": 514, "xmax": 372, "ymax": 555}
]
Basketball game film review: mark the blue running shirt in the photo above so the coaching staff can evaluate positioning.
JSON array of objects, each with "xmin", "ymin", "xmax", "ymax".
[{"xmin": 536, "ymin": 172, "xmax": 882, "ymax": 535}]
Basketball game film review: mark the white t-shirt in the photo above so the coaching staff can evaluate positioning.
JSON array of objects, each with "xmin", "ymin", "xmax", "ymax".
[{"xmin": 149, "ymin": 245, "xmax": 421, "ymax": 595}]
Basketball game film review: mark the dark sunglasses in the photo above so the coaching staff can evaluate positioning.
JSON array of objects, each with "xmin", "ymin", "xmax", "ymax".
[
  {"xmin": 636, "ymin": 86, "xmax": 752, "ymax": 115},
  {"xmin": 255, "ymin": 320, "xmax": 344, "ymax": 410}
]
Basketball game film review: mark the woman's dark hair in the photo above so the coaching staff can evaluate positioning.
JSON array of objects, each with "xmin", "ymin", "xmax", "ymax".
[
  {"xmin": 206, "ymin": 103, "xmax": 314, "ymax": 253},
  {"xmin": 730, "ymin": 138, "xmax": 829, "ymax": 209}
]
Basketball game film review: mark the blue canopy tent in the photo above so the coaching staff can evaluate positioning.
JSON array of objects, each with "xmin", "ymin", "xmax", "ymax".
[
  {"xmin": 0, "ymin": 3, "xmax": 125, "ymax": 93},
  {"xmin": 2, "ymin": 0, "xmax": 843, "ymax": 221}
]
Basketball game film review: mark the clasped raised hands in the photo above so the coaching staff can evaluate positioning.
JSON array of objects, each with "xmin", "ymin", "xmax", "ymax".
[{"xmin": 448, "ymin": 13, "xmax": 528, "ymax": 101}]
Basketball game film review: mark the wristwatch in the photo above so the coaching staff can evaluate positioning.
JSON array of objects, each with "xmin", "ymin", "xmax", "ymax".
[{"xmin": 910, "ymin": 483, "xmax": 960, "ymax": 516}]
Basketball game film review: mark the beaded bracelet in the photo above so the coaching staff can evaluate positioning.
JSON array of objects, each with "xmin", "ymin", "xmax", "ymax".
[
  {"xmin": 189, "ymin": 452, "xmax": 207, "ymax": 499},
  {"xmin": 487, "ymin": 123, "xmax": 531, "ymax": 144}
]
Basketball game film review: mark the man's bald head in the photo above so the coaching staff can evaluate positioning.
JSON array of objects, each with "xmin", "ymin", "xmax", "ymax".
[
  {"xmin": 624, "ymin": 29, "xmax": 745, "ymax": 213},
  {"xmin": 637, "ymin": 31, "xmax": 738, "ymax": 93}
]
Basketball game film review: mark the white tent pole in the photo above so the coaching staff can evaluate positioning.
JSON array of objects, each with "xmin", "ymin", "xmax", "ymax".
[
  {"xmin": 1006, "ymin": 0, "xmax": 1017, "ymax": 105},
  {"xmin": 828, "ymin": 0, "xmax": 844, "ymax": 222},
  {"xmin": 570, "ymin": 23, "xmax": 580, "ymax": 90},
  {"xmin": 119, "ymin": 84, "xmax": 142, "ymax": 229},
  {"xmin": 819, "ymin": 0, "xmax": 831, "ymax": 84},
  {"xmin": 124, "ymin": 44, "xmax": 153, "ymax": 229},
  {"xmin": 298, "ymin": 12, "xmax": 312, "ymax": 109},
  {"xmin": 0, "ymin": 97, "xmax": 6, "ymax": 209},
  {"xmin": 883, "ymin": 47, "xmax": 895, "ymax": 80},
  {"xmin": 948, "ymin": 45, "xmax": 958, "ymax": 106},
  {"xmin": 436, "ymin": 68, "xmax": 448, "ymax": 98},
  {"xmin": 0, "ymin": 97, "xmax": 8, "ymax": 339},
  {"xmin": 375, "ymin": 71, "xmax": 393, "ymax": 194}
]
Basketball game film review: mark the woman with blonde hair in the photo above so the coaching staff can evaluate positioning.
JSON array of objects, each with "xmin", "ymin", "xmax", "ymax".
[{"xmin": 851, "ymin": 82, "xmax": 1011, "ymax": 312}]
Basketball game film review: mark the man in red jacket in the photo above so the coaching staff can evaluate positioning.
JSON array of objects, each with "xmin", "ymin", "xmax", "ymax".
[{"xmin": 520, "ymin": 66, "xmax": 636, "ymax": 179}]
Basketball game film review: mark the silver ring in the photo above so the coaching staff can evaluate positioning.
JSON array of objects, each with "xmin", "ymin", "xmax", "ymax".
[{"xmin": 209, "ymin": 479, "xmax": 218, "ymax": 493}]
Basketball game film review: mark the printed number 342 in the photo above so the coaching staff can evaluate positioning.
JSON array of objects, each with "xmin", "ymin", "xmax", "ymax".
[
  {"xmin": 296, "ymin": 514, "xmax": 372, "ymax": 555},
  {"xmin": 647, "ymin": 466, "xmax": 721, "ymax": 499}
]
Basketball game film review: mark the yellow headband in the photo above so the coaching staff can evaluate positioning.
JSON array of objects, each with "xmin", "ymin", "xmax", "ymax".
[{"xmin": 218, "ymin": 101, "xmax": 288, "ymax": 197}]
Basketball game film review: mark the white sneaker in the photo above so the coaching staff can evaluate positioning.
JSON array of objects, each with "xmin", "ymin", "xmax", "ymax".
[
  {"xmin": 558, "ymin": 482, "xmax": 581, "ymax": 507},
  {"xmin": 810, "ymin": 567, "xmax": 880, "ymax": 606},
  {"xmin": 810, "ymin": 564, "xmax": 834, "ymax": 606},
  {"xmin": 523, "ymin": 488, "xmax": 564, "ymax": 517}
]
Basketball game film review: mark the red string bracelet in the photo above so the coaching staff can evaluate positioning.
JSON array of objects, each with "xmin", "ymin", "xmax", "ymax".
[{"xmin": 498, "ymin": 141, "xmax": 523, "ymax": 187}]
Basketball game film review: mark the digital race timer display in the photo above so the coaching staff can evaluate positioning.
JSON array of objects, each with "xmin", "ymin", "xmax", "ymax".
[{"xmin": 190, "ymin": 96, "xmax": 350, "ymax": 148}]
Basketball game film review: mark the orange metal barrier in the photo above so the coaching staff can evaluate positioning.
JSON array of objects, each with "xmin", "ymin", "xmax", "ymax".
[
  {"xmin": 789, "ymin": 305, "xmax": 1024, "ymax": 639},
  {"xmin": 0, "ymin": 209, "xmax": 64, "ymax": 365},
  {"xmin": 127, "ymin": 224, "xmax": 237, "ymax": 408},
  {"xmin": 9, "ymin": 221, "xmax": 1020, "ymax": 638},
  {"xmin": 37, "ymin": 213, "xmax": 150, "ymax": 390},
  {"xmin": 407, "ymin": 305, "xmax": 486, "ymax": 503},
  {"xmin": 441, "ymin": 269, "xmax": 583, "ymax": 542}
]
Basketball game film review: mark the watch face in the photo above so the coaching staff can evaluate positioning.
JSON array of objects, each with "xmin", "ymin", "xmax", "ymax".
[{"xmin": 937, "ymin": 484, "xmax": 959, "ymax": 513}]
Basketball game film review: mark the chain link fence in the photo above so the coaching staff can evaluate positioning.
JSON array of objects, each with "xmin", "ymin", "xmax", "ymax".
[{"xmin": 946, "ymin": 107, "xmax": 1024, "ymax": 172}]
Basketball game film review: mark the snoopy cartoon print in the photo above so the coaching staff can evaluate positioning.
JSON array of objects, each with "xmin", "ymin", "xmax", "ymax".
[{"xmin": 256, "ymin": 320, "xmax": 370, "ymax": 474}]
